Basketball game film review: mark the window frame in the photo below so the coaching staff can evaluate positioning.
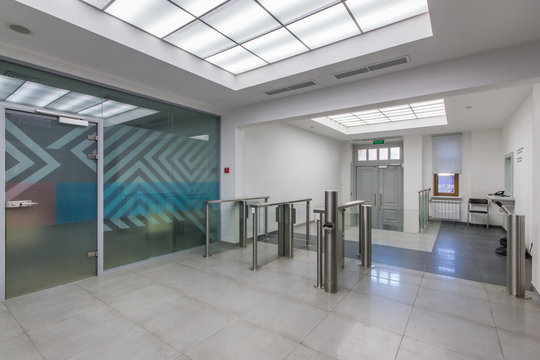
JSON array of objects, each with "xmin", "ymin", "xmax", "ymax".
[
  {"xmin": 353, "ymin": 140, "xmax": 403, "ymax": 167},
  {"xmin": 433, "ymin": 173, "xmax": 459, "ymax": 196}
]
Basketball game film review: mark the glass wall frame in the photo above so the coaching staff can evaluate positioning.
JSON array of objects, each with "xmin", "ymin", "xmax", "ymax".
[{"xmin": 0, "ymin": 59, "xmax": 220, "ymax": 299}]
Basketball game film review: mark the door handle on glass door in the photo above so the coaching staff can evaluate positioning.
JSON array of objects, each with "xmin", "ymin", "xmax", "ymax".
[{"xmin": 5, "ymin": 200, "xmax": 38, "ymax": 208}]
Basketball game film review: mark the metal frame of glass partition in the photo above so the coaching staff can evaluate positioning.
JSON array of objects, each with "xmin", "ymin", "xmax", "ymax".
[
  {"xmin": 204, "ymin": 196, "xmax": 269, "ymax": 257},
  {"xmin": 0, "ymin": 102, "xmax": 105, "ymax": 301},
  {"xmin": 250, "ymin": 198, "xmax": 312, "ymax": 271}
]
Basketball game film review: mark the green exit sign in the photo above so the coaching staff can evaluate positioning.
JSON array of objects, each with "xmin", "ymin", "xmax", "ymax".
[{"xmin": 373, "ymin": 140, "xmax": 384, "ymax": 145}]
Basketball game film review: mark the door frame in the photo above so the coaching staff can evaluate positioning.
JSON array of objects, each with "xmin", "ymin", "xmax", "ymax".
[{"xmin": 0, "ymin": 102, "xmax": 104, "ymax": 301}]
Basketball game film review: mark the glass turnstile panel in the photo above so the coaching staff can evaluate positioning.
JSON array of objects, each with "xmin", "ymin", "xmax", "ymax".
[{"xmin": 5, "ymin": 110, "xmax": 97, "ymax": 298}]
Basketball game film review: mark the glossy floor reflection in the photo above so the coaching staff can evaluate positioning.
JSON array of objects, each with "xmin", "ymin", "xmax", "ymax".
[{"xmin": 2, "ymin": 246, "xmax": 540, "ymax": 360}]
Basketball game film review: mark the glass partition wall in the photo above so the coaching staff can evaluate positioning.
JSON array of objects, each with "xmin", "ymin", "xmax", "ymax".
[{"xmin": 0, "ymin": 59, "xmax": 219, "ymax": 298}]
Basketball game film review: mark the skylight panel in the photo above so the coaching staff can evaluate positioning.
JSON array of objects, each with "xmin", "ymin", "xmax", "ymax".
[
  {"xmin": 257, "ymin": 0, "xmax": 338, "ymax": 24},
  {"xmin": 46, "ymin": 92, "xmax": 103, "ymax": 113},
  {"xmin": 170, "ymin": 0, "xmax": 228, "ymax": 17},
  {"xmin": 243, "ymin": 28, "xmax": 308, "ymax": 63},
  {"xmin": 79, "ymin": 100, "xmax": 137, "ymax": 118},
  {"xmin": 346, "ymin": 0, "xmax": 428, "ymax": 32},
  {"xmin": 0, "ymin": 75, "xmax": 23, "ymax": 100},
  {"xmin": 106, "ymin": 0, "xmax": 194, "ymax": 38},
  {"xmin": 6, "ymin": 82, "xmax": 69, "ymax": 107},
  {"xmin": 206, "ymin": 46, "xmax": 267, "ymax": 74},
  {"xmin": 203, "ymin": 0, "xmax": 280, "ymax": 43},
  {"xmin": 165, "ymin": 21, "xmax": 235, "ymax": 58},
  {"xmin": 105, "ymin": 107, "xmax": 159, "ymax": 125},
  {"xmin": 287, "ymin": 3, "xmax": 360, "ymax": 49},
  {"xmin": 80, "ymin": 0, "xmax": 111, "ymax": 9}
]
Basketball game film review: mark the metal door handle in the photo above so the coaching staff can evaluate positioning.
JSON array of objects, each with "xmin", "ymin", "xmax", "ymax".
[
  {"xmin": 374, "ymin": 194, "xmax": 376, "ymax": 206},
  {"xmin": 5, "ymin": 200, "xmax": 38, "ymax": 208}
]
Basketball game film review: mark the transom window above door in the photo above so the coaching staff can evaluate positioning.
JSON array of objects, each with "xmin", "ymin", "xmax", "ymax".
[{"xmin": 354, "ymin": 141, "xmax": 403, "ymax": 166}]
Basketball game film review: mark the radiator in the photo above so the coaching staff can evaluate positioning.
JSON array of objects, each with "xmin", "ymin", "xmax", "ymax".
[{"xmin": 431, "ymin": 199, "xmax": 461, "ymax": 220}]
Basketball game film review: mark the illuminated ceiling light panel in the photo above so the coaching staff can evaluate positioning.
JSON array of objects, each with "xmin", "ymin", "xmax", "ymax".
[
  {"xmin": 206, "ymin": 46, "xmax": 266, "ymax": 74},
  {"xmin": 347, "ymin": 0, "xmax": 428, "ymax": 32},
  {"xmin": 316, "ymin": 98, "xmax": 445, "ymax": 127},
  {"xmin": 106, "ymin": 0, "xmax": 194, "ymax": 38},
  {"xmin": 170, "ymin": 0, "xmax": 228, "ymax": 17},
  {"xmin": 243, "ymin": 28, "xmax": 308, "ymax": 63},
  {"xmin": 79, "ymin": 100, "xmax": 137, "ymax": 118},
  {"xmin": 203, "ymin": 0, "xmax": 280, "ymax": 43},
  {"xmin": 80, "ymin": 0, "xmax": 111, "ymax": 9},
  {"xmin": 6, "ymin": 82, "xmax": 69, "ymax": 107},
  {"xmin": 165, "ymin": 21, "xmax": 235, "ymax": 58},
  {"xmin": 46, "ymin": 92, "xmax": 103, "ymax": 113},
  {"xmin": 287, "ymin": 3, "xmax": 360, "ymax": 49},
  {"xmin": 0, "ymin": 75, "xmax": 23, "ymax": 100},
  {"xmin": 257, "ymin": 0, "xmax": 338, "ymax": 24}
]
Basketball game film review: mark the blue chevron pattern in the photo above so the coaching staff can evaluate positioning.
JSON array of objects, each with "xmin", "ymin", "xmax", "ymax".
[{"xmin": 103, "ymin": 125, "xmax": 219, "ymax": 233}]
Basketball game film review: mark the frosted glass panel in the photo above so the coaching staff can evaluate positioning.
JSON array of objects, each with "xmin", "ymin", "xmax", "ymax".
[
  {"xmin": 358, "ymin": 149, "xmax": 367, "ymax": 161},
  {"xmin": 379, "ymin": 148, "xmax": 389, "ymax": 160},
  {"xmin": 390, "ymin": 147, "xmax": 400, "ymax": 160},
  {"xmin": 368, "ymin": 148, "xmax": 377, "ymax": 161}
]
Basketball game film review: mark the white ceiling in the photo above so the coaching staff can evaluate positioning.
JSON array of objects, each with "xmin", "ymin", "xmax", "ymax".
[{"xmin": 1, "ymin": 0, "xmax": 540, "ymax": 140}]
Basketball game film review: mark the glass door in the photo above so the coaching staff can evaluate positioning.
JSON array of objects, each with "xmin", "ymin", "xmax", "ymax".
[{"xmin": 5, "ymin": 110, "xmax": 97, "ymax": 298}]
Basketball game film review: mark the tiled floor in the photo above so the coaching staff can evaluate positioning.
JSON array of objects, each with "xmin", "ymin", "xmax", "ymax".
[{"xmin": 2, "ymin": 245, "xmax": 540, "ymax": 360}]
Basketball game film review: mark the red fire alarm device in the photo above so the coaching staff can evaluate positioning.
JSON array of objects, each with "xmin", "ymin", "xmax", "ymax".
[{"xmin": 224, "ymin": 167, "xmax": 230, "ymax": 174}]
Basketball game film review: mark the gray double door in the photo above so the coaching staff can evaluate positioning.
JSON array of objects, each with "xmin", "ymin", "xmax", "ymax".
[{"xmin": 356, "ymin": 166, "xmax": 403, "ymax": 231}]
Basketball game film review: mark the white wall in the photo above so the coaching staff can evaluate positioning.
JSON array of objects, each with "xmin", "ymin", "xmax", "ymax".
[
  {"xmin": 403, "ymin": 136, "xmax": 423, "ymax": 232},
  {"xmin": 503, "ymin": 95, "xmax": 533, "ymax": 251},
  {"xmin": 532, "ymin": 84, "xmax": 540, "ymax": 289},
  {"xmin": 242, "ymin": 122, "xmax": 343, "ymax": 228}
]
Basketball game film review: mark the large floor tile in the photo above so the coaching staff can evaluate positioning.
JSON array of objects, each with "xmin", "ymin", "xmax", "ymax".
[
  {"xmin": 396, "ymin": 336, "xmax": 478, "ymax": 360},
  {"xmin": 415, "ymin": 287, "xmax": 494, "ymax": 326},
  {"xmin": 242, "ymin": 296, "xmax": 327, "ymax": 342},
  {"xmin": 0, "ymin": 334, "xmax": 43, "ymax": 360},
  {"xmin": 285, "ymin": 345, "xmax": 336, "ymax": 360},
  {"xmin": 333, "ymin": 291, "xmax": 412, "ymax": 333},
  {"xmin": 353, "ymin": 275, "xmax": 419, "ymax": 305},
  {"xmin": 420, "ymin": 273, "xmax": 487, "ymax": 300},
  {"xmin": 484, "ymin": 284, "xmax": 540, "ymax": 311},
  {"xmin": 280, "ymin": 278, "xmax": 348, "ymax": 311},
  {"xmin": 184, "ymin": 319, "xmax": 297, "ymax": 360},
  {"xmin": 498, "ymin": 328, "xmax": 540, "ymax": 360},
  {"xmin": 405, "ymin": 307, "xmax": 503, "ymax": 360},
  {"xmin": 142, "ymin": 299, "xmax": 233, "ymax": 352},
  {"xmin": 366, "ymin": 265, "xmax": 424, "ymax": 286},
  {"xmin": 490, "ymin": 301, "xmax": 540, "ymax": 339},
  {"xmin": 263, "ymin": 257, "xmax": 315, "ymax": 278},
  {"xmin": 65, "ymin": 327, "xmax": 180, "ymax": 360},
  {"xmin": 0, "ymin": 303, "xmax": 23, "ymax": 342},
  {"xmin": 6, "ymin": 284, "xmax": 103, "ymax": 332},
  {"xmin": 303, "ymin": 312, "xmax": 402, "ymax": 360},
  {"xmin": 76, "ymin": 269, "xmax": 155, "ymax": 304},
  {"xmin": 109, "ymin": 284, "xmax": 192, "ymax": 323},
  {"xmin": 27, "ymin": 305, "xmax": 134, "ymax": 360}
]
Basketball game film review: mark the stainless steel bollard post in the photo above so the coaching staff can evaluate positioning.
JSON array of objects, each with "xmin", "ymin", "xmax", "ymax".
[
  {"xmin": 315, "ymin": 215, "xmax": 323, "ymax": 288},
  {"xmin": 305, "ymin": 200, "xmax": 311, "ymax": 248},
  {"xmin": 358, "ymin": 204, "xmax": 364, "ymax": 258},
  {"xmin": 360, "ymin": 205, "xmax": 373, "ymax": 268},
  {"xmin": 204, "ymin": 201, "xmax": 210, "ymax": 257},
  {"xmin": 323, "ymin": 190, "xmax": 338, "ymax": 294},
  {"xmin": 239, "ymin": 200, "xmax": 247, "ymax": 248},
  {"xmin": 251, "ymin": 207, "xmax": 258, "ymax": 271},
  {"xmin": 507, "ymin": 215, "xmax": 526, "ymax": 297}
]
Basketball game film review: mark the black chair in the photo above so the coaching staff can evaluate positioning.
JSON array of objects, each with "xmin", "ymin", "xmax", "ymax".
[{"xmin": 467, "ymin": 198, "xmax": 489, "ymax": 228}]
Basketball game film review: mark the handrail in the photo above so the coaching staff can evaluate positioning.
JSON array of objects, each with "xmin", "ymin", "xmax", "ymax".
[
  {"xmin": 250, "ymin": 198, "xmax": 312, "ymax": 208},
  {"xmin": 338, "ymin": 200, "xmax": 365, "ymax": 210},
  {"xmin": 206, "ymin": 196, "xmax": 269, "ymax": 204}
]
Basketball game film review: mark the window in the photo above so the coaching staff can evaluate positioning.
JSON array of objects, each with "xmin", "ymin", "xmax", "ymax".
[
  {"xmin": 379, "ymin": 148, "xmax": 388, "ymax": 160},
  {"xmin": 358, "ymin": 148, "xmax": 367, "ymax": 161},
  {"xmin": 368, "ymin": 148, "xmax": 377, "ymax": 161},
  {"xmin": 390, "ymin": 147, "xmax": 400, "ymax": 160},
  {"xmin": 434, "ymin": 173, "xmax": 459, "ymax": 196}
]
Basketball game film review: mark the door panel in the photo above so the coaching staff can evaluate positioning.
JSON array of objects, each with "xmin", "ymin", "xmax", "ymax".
[
  {"xmin": 356, "ymin": 167, "xmax": 377, "ymax": 206},
  {"xmin": 5, "ymin": 110, "xmax": 97, "ymax": 298}
]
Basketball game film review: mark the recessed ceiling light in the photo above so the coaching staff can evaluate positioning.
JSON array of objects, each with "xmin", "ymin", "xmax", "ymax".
[
  {"xmin": 243, "ymin": 28, "xmax": 308, "ymax": 63},
  {"xmin": 165, "ymin": 21, "xmax": 235, "ymax": 58},
  {"xmin": 287, "ymin": 3, "xmax": 360, "ymax": 49},
  {"xmin": 206, "ymin": 46, "xmax": 267, "ymax": 74},
  {"xmin": 346, "ymin": 0, "xmax": 428, "ymax": 32},
  {"xmin": 46, "ymin": 92, "xmax": 103, "ymax": 113},
  {"xmin": 7, "ymin": 24, "xmax": 31, "ymax": 34},
  {"xmin": 257, "ymin": 0, "xmax": 338, "ymax": 24},
  {"xmin": 106, "ymin": 0, "xmax": 194, "ymax": 38},
  {"xmin": 203, "ymin": 0, "xmax": 280, "ymax": 43},
  {"xmin": 170, "ymin": 0, "xmax": 228, "ymax": 17}
]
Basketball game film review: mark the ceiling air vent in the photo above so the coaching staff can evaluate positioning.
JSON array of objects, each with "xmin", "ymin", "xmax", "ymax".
[
  {"xmin": 265, "ymin": 80, "xmax": 317, "ymax": 96},
  {"xmin": 334, "ymin": 56, "xmax": 409, "ymax": 79}
]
